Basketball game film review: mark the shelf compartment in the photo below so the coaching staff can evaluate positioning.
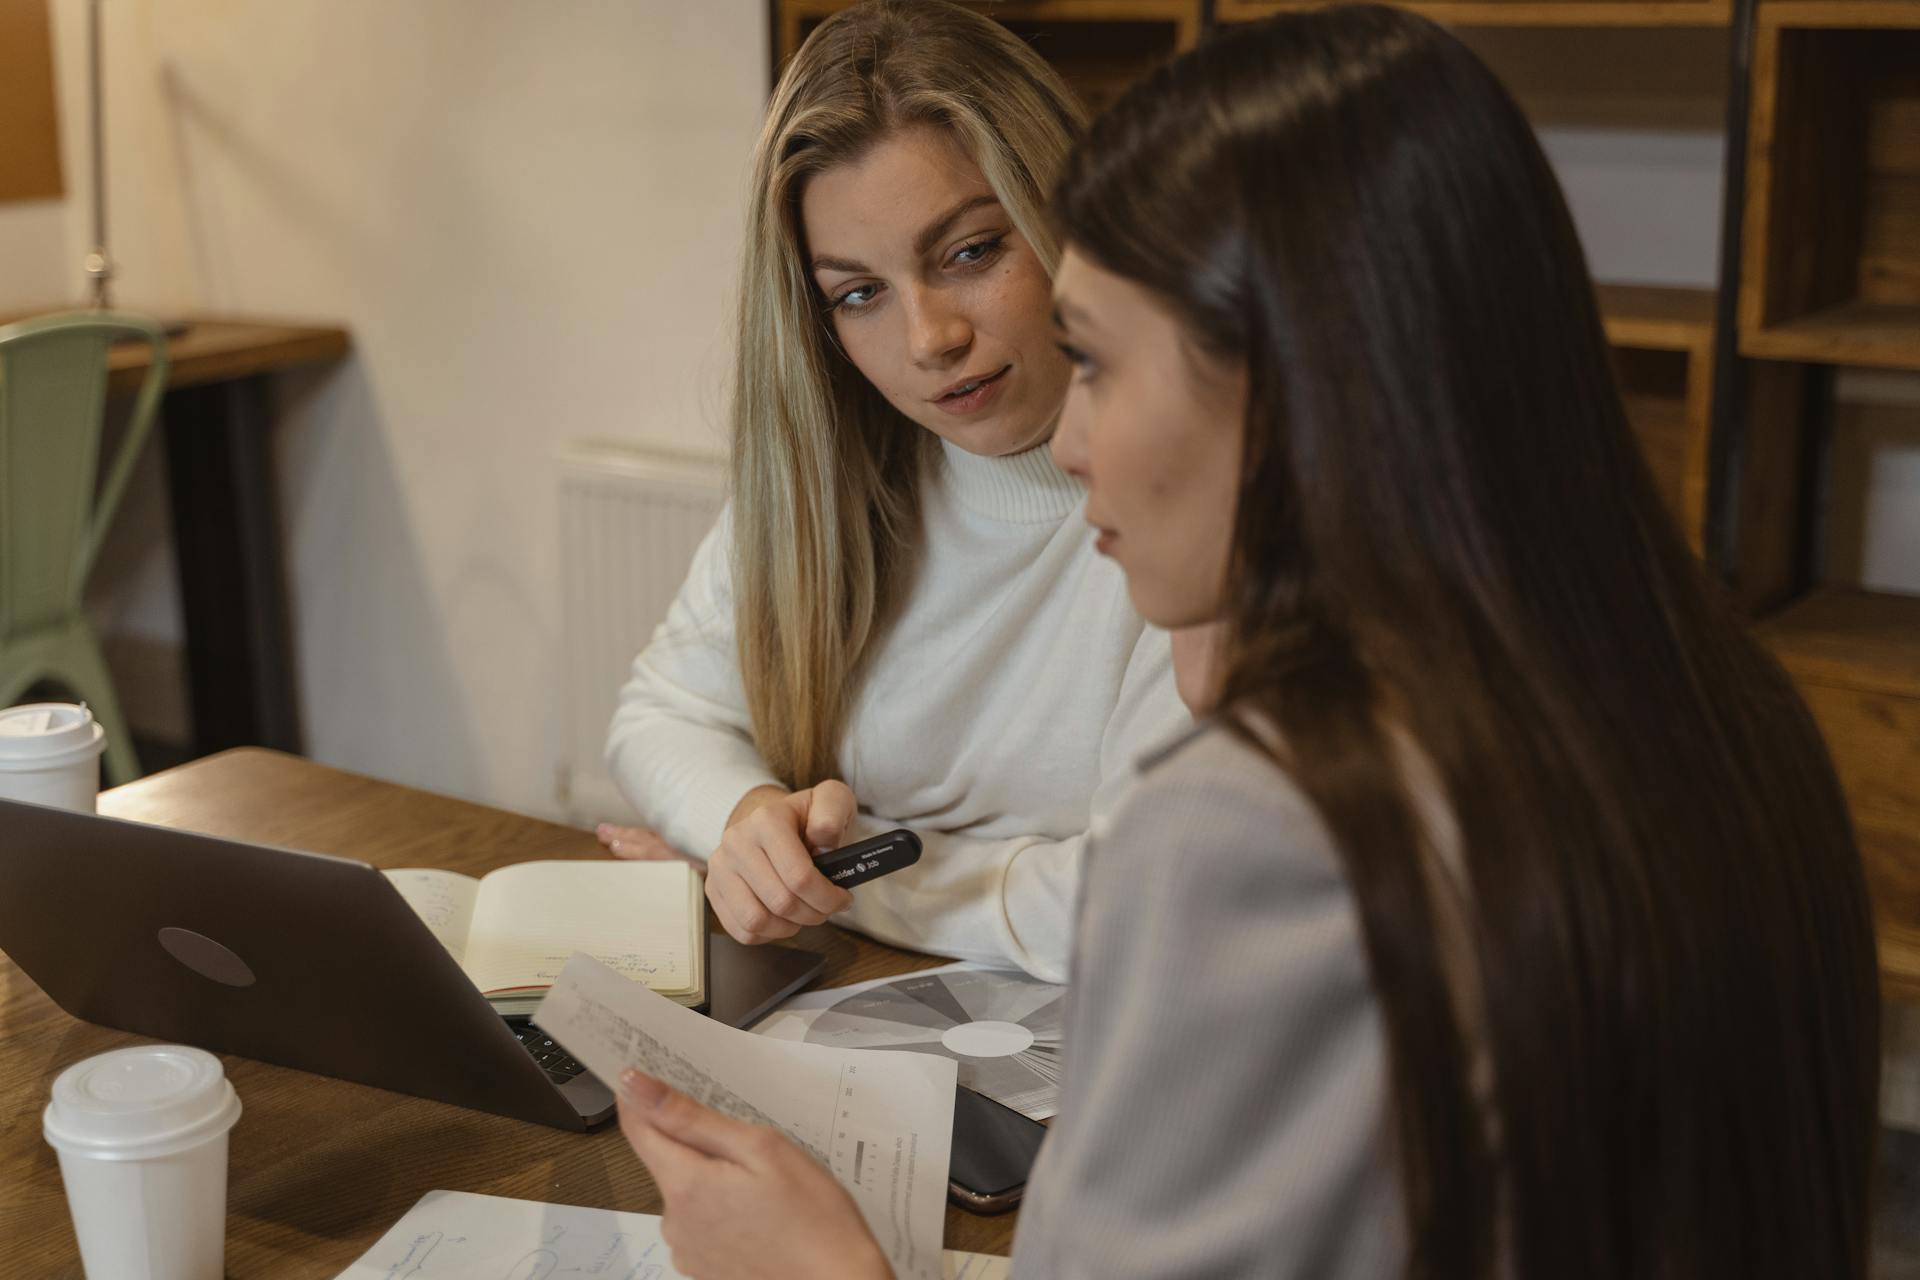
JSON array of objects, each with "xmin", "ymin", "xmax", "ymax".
[
  {"xmin": 1740, "ymin": 10, "xmax": 1920, "ymax": 371},
  {"xmin": 1596, "ymin": 284, "xmax": 1716, "ymax": 552},
  {"xmin": 1761, "ymin": 587, "xmax": 1920, "ymax": 703},
  {"xmin": 1760, "ymin": 587, "xmax": 1920, "ymax": 996},
  {"xmin": 1215, "ymin": 0, "xmax": 1730, "ymax": 28}
]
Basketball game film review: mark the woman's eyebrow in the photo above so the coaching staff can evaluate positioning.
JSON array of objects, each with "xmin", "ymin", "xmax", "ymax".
[
  {"xmin": 811, "ymin": 253, "xmax": 868, "ymax": 274},
  {"xmin": 1052, "ymin": 298, "xmax": 1094, "ymax": 333},
  {"xmin": 811, "ymin": 194, "xmax": 1004, "ymax": 276},
  {"xmin": 913, "ymin": 194, "xmax": 1003, "ymax": 258}
]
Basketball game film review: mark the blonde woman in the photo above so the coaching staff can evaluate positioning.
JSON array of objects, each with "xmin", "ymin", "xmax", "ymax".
[{"xmin": 599, "ymin": 0, "xmax": 1183, "ymax": 981}]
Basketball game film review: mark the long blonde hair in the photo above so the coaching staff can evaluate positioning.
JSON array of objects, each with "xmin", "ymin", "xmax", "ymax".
[{"xmin": 732, "ymin": 0, "xmax": 1085, "ymax": 788}]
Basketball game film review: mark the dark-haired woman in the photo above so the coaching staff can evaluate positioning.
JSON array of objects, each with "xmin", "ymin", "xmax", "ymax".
[{"xmin": 611, "ymin": 8, "xmax": 1880, "ymax": 1278}]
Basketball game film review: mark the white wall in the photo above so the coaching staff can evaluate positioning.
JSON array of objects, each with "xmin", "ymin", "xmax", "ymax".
[
  {"xmin": 0, "ymin": 199, "xmax": 71, "ymax": 309},
  {"xmin": 1544, "ymin": 127, "xmax": 1725, "ymax": 289},
  {"xmin": 41, "ymin": 0, "xmax": 764, "ymax": 816},
  {"xmin": 9, "ymin": 3, "xmax": 1915, "ymax": 819}
]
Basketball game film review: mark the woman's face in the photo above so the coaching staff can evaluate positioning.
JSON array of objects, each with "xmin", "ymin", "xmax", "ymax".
[
  {"xmin": 801, "ymin": 125, "xmax": 1069, "ymax": 457},
  {"xmin": 1050, "ymin": 247, "xmax": 1248, "ymax": 629}
]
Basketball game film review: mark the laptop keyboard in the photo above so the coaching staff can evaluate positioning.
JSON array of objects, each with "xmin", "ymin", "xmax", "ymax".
[{"xmin": 507, "ymin": 1020, "xmax": 586, "ymax": 1085}]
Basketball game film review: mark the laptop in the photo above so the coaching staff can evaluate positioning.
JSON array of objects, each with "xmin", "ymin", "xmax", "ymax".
[{"xmin": 0, "ymin": 796, "xmax": 823, "ymax": 1130}]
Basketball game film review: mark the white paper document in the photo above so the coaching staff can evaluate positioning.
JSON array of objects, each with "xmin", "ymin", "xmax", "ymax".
[
  {"xmin": 330, "ymin": 1189, "xmax": 1010, "ymax": 1279},
  {"xmin": 533, "ymin": 953, "xmax": 959, "ymax": 1280}
]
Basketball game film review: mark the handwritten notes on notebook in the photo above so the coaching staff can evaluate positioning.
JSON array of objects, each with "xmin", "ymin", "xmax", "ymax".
[
  {"xmin": 534, "ymin": 953, "xmax": 958, "ymax": 1280},
  {"xmin": 383, "ymin": 860, "xmax": 706, "ymax": 1013},
  {"xmin": 331, "ymin": 1190, "xmax": 1012, "ymax": 1279}
]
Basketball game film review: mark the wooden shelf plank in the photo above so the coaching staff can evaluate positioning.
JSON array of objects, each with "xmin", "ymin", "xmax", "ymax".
[
  {"xmin": 1596, "ymin": 283, "xmax": 1717, "ymax": 351},
  {"xmin": 1742, "ymin": 301, "xmax": 1920, "ymax": 372},
  {"xmin": 1760, "ymin": 587, "xmax": 1920, "ymax": 702},
  {"xmin": 777, "ymin": 1, "xmax": 1203, "ymax": 86},
  {"xmin": 1762, "ymin": 589, "xmax": 1920, "ymax": 998},
  {"xmin": 1881, "ymin": 919, "xmax": 1920, "ymax": 1003},
  {"xmin": 1216, "ymin": 0, "xmax": 1731, "ymax": 27},
  {"xmin": 784, "ymin": 0, "xmax": 1196, "ymax": 15},
  {"xmin": 1760, "ymin": 2, "xmax": 1920, "ymax": 32}
]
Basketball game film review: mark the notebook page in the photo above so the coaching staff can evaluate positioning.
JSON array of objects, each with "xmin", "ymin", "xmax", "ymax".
[
  {"xmin": 382, "ymin": 869, "xmax": 480, "ymax": 965},
  {"xmin": 331, "ymin": 1189, "xmax": 1010, "ymax": 1279},
  {"xmin": 463, "ymin": 861, "xmax": 697, "ymax": 998}
]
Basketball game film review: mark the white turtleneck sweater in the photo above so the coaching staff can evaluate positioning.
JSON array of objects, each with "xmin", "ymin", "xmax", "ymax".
[{"xmin": 604, "ymin": 440, "xmax": 1185, "ymax": 982}]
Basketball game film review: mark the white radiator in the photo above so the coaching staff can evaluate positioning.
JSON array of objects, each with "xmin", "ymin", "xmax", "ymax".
[{"xmin": 557, "ymin": 442, "xmax": 726, "ymax": 824}]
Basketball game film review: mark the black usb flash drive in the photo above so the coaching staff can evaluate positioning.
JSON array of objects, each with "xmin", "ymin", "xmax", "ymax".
[{"xmin": 814, "ymin": 829, "xmax": 922, "ymax": 889}]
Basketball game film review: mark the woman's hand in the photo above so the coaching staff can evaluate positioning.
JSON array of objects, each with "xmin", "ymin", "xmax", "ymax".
[
  {"xmin": 706, "ymin": 781, "xmax": 858, "ymax": 944},
  {"xmin": 619, "ymin": 1070, "xmax": 891, "ymax": 1280},
  {"xmin": 596, "ymin": 824, "xmax": 696, "ymax": 863}
]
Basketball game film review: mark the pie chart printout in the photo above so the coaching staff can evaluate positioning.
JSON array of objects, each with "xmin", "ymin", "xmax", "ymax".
[{"xmin": 801, "ymin": 968, "xmax": 1064, "ymax": 1120}]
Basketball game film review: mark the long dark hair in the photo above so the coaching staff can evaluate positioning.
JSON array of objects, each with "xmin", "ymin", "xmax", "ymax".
[{"xmin": 1053, "ymin": 8, "xmax": 1879, "ymax": 1278}]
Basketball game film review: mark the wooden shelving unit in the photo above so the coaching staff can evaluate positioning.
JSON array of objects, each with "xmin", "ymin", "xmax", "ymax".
[
  {"xmin": 1731, "ymin": 0, "xmax": 1920, "ymax": 997},
  {"xmin": 1216, "ymin": 0, "xmax": 1731, "ymax": 25},
  {"xmin": 1738, "ymin": 4, "xmax": 1920, "ymax": 371}
]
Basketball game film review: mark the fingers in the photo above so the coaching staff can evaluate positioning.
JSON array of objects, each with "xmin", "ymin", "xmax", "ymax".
[
  {"xmin": 618, "ymin": 1076, "xmax": 718, "ymax": 1196},
  {"xmin": 798, "ymin": 780, "xmax": 858, "ymax": 853},
  {"xmin": 747, "ymin": 810, "xmax": 852, "ymax": 918},
  {"xmin": 706, "ymin": 807, "xmax": 852, "ymax": 945},
  {"xmin": 706, "ymin": 866, "xmax": 803, "ymax": 945},
  {"xmin": 596, "ymin": 824, "xmax": 690, "ymax": 863},
  {"xmin": 622, "ymin": 1071, "xmax": 780, "ymax": 1164}
]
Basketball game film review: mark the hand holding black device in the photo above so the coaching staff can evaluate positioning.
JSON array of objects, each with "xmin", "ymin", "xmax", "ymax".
[{"xmin": 814, "ymin": 828, "xmax": 922, "ymax": 888}]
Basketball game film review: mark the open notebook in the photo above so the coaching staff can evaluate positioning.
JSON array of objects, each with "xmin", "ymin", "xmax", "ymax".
[{"xmin": 384, "ymin": 860, "xmax": 705, "ymax": 1014}]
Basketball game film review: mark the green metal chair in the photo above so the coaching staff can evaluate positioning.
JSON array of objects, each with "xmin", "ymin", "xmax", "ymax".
[{"xmin": 0, "ymin": 311, "xmax": 170, "ymax": 785}]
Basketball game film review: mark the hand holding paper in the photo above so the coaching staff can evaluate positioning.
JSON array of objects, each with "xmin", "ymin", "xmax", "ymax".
[
  {"xmin": 618, "ymin": 1071, "xmax": 891, "ymax": 1280},
  {"xmin": 533, "ymin": 952, "xmax": 957, "ymax": 1280}
]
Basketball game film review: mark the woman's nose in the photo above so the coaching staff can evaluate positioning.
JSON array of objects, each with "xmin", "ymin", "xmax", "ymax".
[
  {"xmin": 1051, "ymin": 387, "xmax": 1091, "ymax": 480},
  {"xmin": 905, "ymin": 288, "xmax": 972, "ymax": 368}
]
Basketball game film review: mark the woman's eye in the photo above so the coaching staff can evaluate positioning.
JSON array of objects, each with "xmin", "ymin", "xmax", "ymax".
[
  {"xmin": 1055, "ymin": 341, "xmax": 1098, "ymax": 381},
  {"xmin": 831, "ymin": 283, "xmax": 881, "ymax": 313},
  {"xmin": 951, "ymin": 235, "xmax": 1006, "ymax": 269}
]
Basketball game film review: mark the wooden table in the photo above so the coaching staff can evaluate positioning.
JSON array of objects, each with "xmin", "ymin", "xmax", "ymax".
[
  {"xmin": 0, "ymin": 750, "xmax": 1018, "ymax": 1274},
  {"xmin": 4, "ymin": 310, "xmax": 351, "ymax": 760}
]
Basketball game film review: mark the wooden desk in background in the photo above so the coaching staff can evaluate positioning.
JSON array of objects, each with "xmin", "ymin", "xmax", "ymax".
[
  {"xmin": 0, "ymin": 749, "xmax": 1018, "ymax": 1275},
  {"xmin": 4, "ymin": 311, "xmax": 351, "ymax": 762}
]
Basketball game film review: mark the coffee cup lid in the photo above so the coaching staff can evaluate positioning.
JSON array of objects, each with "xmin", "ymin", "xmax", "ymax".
[
  {"xmin": 0, "ymin": 702, "xmax": 101, "ymax": 765},
  {"xmin": 43, "ymin": 1045, "xmax": 241, "ymax": 1159}
]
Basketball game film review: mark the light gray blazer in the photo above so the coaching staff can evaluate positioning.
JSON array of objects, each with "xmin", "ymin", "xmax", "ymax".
[{"xmin": 1011, "ymin": 722, "xmax": 1405, "ymax": 1278}]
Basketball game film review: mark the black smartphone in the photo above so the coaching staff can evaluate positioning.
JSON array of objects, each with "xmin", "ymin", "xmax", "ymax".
[{"xmin": 948, "ymin": 1084, "xmax": 1048, "ymax": 1214}]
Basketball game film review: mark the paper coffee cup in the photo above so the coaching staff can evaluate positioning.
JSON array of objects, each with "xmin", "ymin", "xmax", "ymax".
[
  {"xmin": 43, "ymin": 1045, "xmax": 243, "ymax": 1280},
  {"xmin": 0, "ymin": 702, "xmax": 108, "ymax": 812}
]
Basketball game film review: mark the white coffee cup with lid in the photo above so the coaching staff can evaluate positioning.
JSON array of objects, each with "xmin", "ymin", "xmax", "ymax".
[
  {"xmin": 0, "ymin": 701, "xmax": 108, "ymax": 812},
  {"xmin": 43, "ymin": 1045, "xmax": 243, "ymax": 1280}
]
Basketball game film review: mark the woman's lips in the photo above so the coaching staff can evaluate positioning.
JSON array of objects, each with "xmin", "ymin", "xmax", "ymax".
[{"xmin": 932, "ymin": 365, "xmax": 1011, "ymax": 416}]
